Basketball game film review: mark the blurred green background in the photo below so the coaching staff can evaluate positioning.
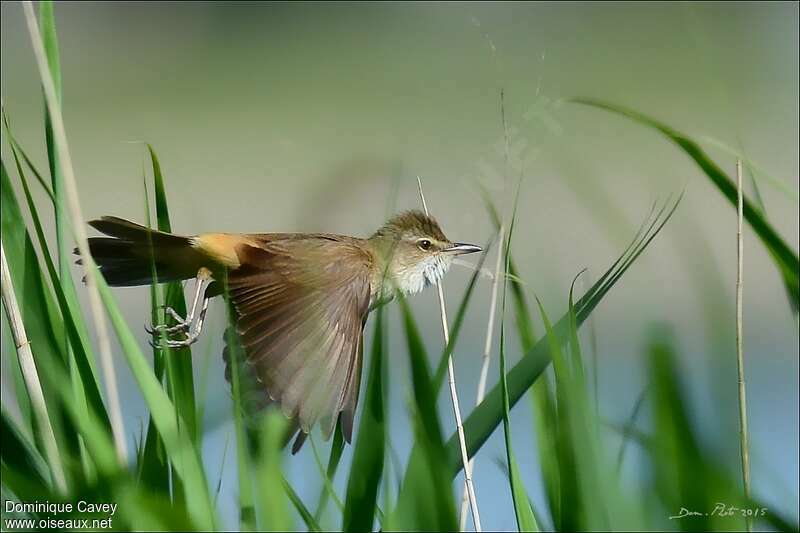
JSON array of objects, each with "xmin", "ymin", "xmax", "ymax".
[{"xmin": 2, "ymin": 1, "xmax": 797, "ymax": 530}]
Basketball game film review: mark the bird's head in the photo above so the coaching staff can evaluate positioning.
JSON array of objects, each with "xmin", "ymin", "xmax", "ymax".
[{"xmin": 369, "ymin": 210, "xmax": 481, "ymax": 295}]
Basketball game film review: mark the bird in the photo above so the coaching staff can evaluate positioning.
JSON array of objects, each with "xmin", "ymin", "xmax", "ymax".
[{"xmin": 81, "ymin": 210, "xmax": 482, "ymax": 452}]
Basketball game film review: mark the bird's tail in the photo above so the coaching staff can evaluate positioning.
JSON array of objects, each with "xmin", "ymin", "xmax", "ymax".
[{"xmin": 79, "ymin": 216, "xmax": 200, "ymax": 287}]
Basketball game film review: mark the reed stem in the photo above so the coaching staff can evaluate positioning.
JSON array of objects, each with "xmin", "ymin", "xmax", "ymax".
[
  {"xmin": 460, "ymin": 224, "xmax": 504, "ymax": 530},
  {"xmin": 22, "ymin": 1, "xmax": 128, "ymax": 463},
  {"xmin": 1, "ymin": 242, "xmax": 68, "ymax": 493},
  {"xmin": 417, "ymin": 177, "xmax": 482, "ymax": 532},
  {"xmin": 735, "ymin": 159, "xmax": 751, "ymax": 531}
]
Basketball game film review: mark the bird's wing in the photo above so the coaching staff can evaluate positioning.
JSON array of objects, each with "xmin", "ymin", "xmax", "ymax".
[{"xmin": 224, "ymin": 236, "xmax": 372, "ymax": 443}]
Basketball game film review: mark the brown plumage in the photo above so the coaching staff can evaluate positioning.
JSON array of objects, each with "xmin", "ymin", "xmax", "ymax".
[{"xmin": 81, "ymin": 210, "xmax": 480, "ymax": 451}]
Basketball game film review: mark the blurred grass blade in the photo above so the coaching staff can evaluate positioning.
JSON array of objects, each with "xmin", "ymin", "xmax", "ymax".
[
  {"xmin": 391, "ymin": 295, "xmax": 458, "ymax": 531},
  {"xmin": 443, "ymin": 195, "xmax": 681, "ymax": 476},
  {"xmin": 572, "ymin": 98, "xmax": 799, "ymax": 313},
  {"xmin": 0, "ymin": 409, "xmax": 49, "ymax": 501},
  {"xmin": 343, "ymin": 304, "xmax": 386, "ymax": 531},
  {"xmin": 253, "ymin": 412, "xmax": 292, "ymax": 532},
  {"xmin": 646, "ymin": 326, "xmax": 729, "ymax": 531}
]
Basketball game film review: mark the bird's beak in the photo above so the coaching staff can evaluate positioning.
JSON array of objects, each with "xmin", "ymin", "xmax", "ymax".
[{"xmin": 443, "ymin": 242, "xmax": 482, "ymax": 255}]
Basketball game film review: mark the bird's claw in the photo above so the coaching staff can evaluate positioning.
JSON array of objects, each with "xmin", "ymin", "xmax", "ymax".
[
  {"xmin": 146, "ymin": 305, "xmax": 199, "ymax": 349},
  {"xmin": 146, "ymin": 305, "xmax": 192, "ymax": 336},
  {"xmin": 148, "ymin": 329, "xmax": 201, "ymax": 350}
]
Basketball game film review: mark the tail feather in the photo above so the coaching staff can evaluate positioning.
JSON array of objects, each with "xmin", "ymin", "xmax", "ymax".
[
  {"xmin": 88, "ymin": 216, "xmax": 187, "ymax": 246},
  {"xmin": 78, "ymin": 216, "xmax": 198, "ymax": 287}
]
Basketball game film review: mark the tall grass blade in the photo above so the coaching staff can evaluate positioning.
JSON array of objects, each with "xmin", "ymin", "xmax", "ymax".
[
  {"xmin": 443, "ymin": 196, "xmax": 681, "ymax": 475},
  {"xmin": 2, "ymin": 117, "xmax": 109, "ymax": 444},
  {"xmin": 481, "ymin": 191, "xmax": 560, "ymax": 528},
  {"xmin": 498, "ymin": 207, "xmax": 538, "ymax": 532},
  {"xmin": 23, "ymin": 0, "xmax": 129, "ymax": 461},
  {"xmin": 2, "ymin": 165, "xmax": 121, "ymax": 484},
  {"xmin": 1, "ymin": 243, "xmax": 67, "ymax": 493},
  {"xmin": 1, "ymin": 159, "xmax": 81, "ymax": 485},
  {"xmin": 147, "ymin": 144, "xmax": 197, "ymax": 441},
  {"xmin": 572, "ymin": 98, "xmax": 799, "ymax": 313}
]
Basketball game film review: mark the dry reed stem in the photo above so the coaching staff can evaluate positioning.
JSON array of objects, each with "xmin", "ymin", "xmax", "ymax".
[
  {"xmin": 22, "ymin": 1, "xmax": 128, "ymax": 462},
  {"xmin": 1, "ymin": 242, "xmax": 68, "ymax": 493},
  {"xmin": 460, "ymin": 224, "xmax": 504, "ymax": 528},
  {"xmin": 735, "ymin": 159, "xmax": 751, "ymax": 531},
  {"xmin": 416, "ymin": 176, "xmax": 482, "ymax": 532}
]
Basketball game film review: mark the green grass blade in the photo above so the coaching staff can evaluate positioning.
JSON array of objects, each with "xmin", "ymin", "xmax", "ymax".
[
  {"xmin": 572, "ymin": 98, "xmax": 799, "ymax": 313},
  {"xmin": 645, "ymin": 326, "xmax": 744, "ymax": 531},
  {"xmin": 343, "ymin": 304, "xmax": 386, "ymax": 531},
  {"xmin": 443, "ymin": 196, "xmax": 681, "ymax": 476},
  {"xmin": 313, "ymin": 423, "xmax": 345, "ymax": 522},
  {"xmin": 309, "ymin": 436, "xmax": 344, "ymax": 518},
  {"xmin": 1, "ymin": 159, "xmax": 83, "ymax": 486},
  {"xmin": 481, "ymin": 191, "xmax": 560, "ymax": 528},
  {"xmin": 743, "ymin": 158, "xmax": 799, "ymax": 316},
  {"xmin": 1, "ymin": 169, "xmax": 119, "ymax": 480},
  {"xmin": 282, "ymin": 476, "xmax": 322, "ymax": 532},
  {"xmin": 147, "ymin": 144, "xmax": 197, "ymax": 440},
  {"xmin": 498, "ymin": 225, "xmax": 538, "ymax": 531},
  {"xmin": 138, "ymin": 177, "xmax": 171, "ymax": 494},
  {"xmin": 0, "ymin": 408, "xmax": 48, "ymax": 500},
  {"xmin": 137, "ymin": 145, "xmax": 196, "ymax": 502},
  {"xmin": 221, "ymin": 291, "xmax": 256, "ymax": 530},
  {"xmin": 2, "ymin": 118, "xmax": 109, "ymax": 441}
]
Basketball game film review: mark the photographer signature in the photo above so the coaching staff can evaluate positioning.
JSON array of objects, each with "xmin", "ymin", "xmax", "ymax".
[{"xmin": 669, "ymin": 503, "xmax": 767, "ymax": 520}]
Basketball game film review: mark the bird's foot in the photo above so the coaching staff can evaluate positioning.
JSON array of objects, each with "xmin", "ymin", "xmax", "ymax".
[
  {"xmin": 145, "ymin": 305, "xmax": 191, "ymax": 335},
  {"xmin": 148, "ymin": 328, "xmax": 201, "ymax": 349}
]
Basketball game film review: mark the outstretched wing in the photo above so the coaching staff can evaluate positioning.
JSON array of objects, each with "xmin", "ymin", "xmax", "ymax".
[{"xmin": 225, "ymin": 236, "xmax": 372, "ymax": 443}]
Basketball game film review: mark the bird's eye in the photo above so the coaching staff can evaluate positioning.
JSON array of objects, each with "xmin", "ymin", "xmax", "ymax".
[{"xmin": 418, "ymin": 239, "xmax": 432, "ymax": 251}]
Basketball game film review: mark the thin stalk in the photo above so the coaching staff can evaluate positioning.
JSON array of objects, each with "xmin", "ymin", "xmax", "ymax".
[
  {"xmin": 1, "ymin": 242, "xmax": 68, "ymax": 493},
  {"xmin": 735, "ymin": 159, "xmax": 751, "ymax": 531},
  {"xmin": 417, "ymin": 177, "xmax": 482, "ymax": 532},
  {"xmin": 22, "ymin": 1, "xmax": 128, "ymax": 462},
  {"xmin": 460, "ymin": 224, "xmax": 503, "ymax": 529}
]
